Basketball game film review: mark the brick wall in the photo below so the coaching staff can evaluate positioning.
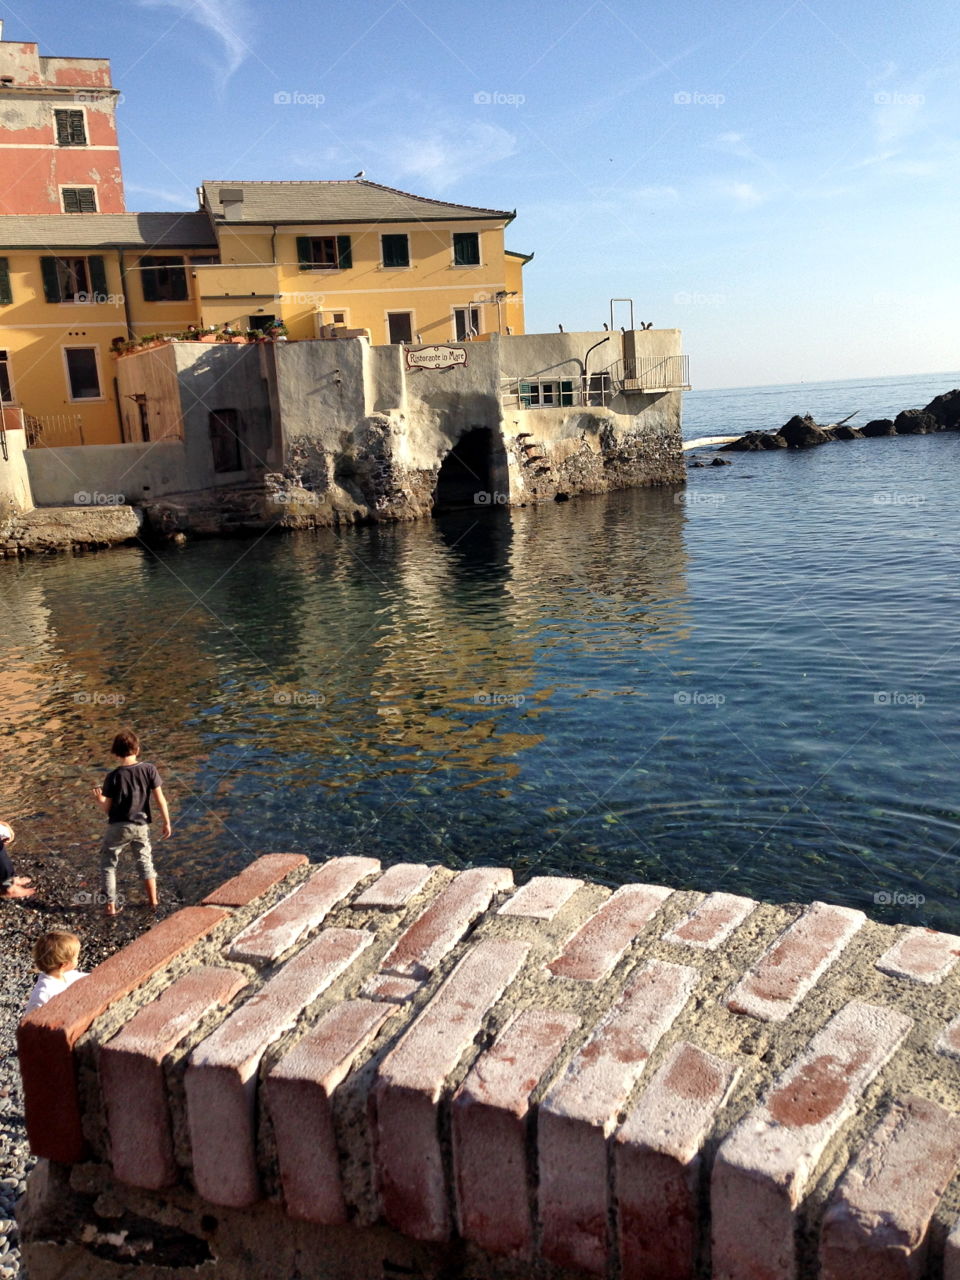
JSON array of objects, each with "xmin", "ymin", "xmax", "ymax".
[{"xmin": 17, "ymin": 855, "xmax": 960, "ymax": 1278}]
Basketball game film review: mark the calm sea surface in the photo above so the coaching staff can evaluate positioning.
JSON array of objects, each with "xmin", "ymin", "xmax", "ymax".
[{"xmin": 2, "ymin": 370, "xmax": 959, "ymax": 926}]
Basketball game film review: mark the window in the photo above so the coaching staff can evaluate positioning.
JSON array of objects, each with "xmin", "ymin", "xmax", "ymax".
[
  {"xmin": 381, "ymin": 234, "xmax": 410, "ymax": 268},
  {"xmin": 454, "ymin": 306, "xmax": 481, "ymax": 340},
  {"xmin": 296, "ymin": 235, "xmax": 352, "ymax": 270},
  {"xmin": 40, "ymin": 255, "xmax": 108, "ymax": 303},
  {"xmin": 54, "ymin": 109, "xmax": 87, "ymax": 146},
  {"xmin": 453, "ymin": 232, "xmax": 480, "ymax": 266},
  {"xmin": 0, "ymin": 258, "xmax": 11, "ymax": 306},
  {"xmin": 208, "ymin": 409, "xmax": 244, "ymax": 473},
  {"xmin": 61, "ymin": 187, "xmax": 97, "ymax": 213},
  {"xmin": 387, "ymin": 312, "xmax": 413, "ymax": 344},
  {"xmin": 331, "ymin": 311, "xmax": 346, "ymax": 325},
  {"xmin": 64, "ymin": 348, "xmax": 102, "ymax": 400},
  {"xmin": 519, "ymin": 379, "xmax": 575, "ymax": 408},
  {"xmin": 0, "ymin": 351, "xmax": 13, "ymax": 403},
  {"xmin": 140, "ymin": 255, "xmax": 188, "ymax": 302}
]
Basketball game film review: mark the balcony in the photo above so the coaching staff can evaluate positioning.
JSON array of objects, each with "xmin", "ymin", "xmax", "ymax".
[{"xmin": 610, "ymin": 354, "xmax": 691, "ymax": 393}]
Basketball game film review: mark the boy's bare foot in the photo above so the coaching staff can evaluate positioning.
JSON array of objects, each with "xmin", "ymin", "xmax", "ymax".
[
  {"xmin": 104, "ymin": 904, "xmax": 123, "ymax": 918},
  {"xmin": 1, "ymin": 884, "xmax": 37, "ymax": 899},
  {"xmin": 12, "ymin": 875, "xmax": 32, "ymax": 886}
]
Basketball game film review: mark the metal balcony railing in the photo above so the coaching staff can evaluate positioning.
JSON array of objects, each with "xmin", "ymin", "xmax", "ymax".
[
  {"xmin": 611, "ymin": 354, "xmax": 691, "ymax": 393},
  {"xmin": 502, "ymin": 372, "xmax": 614, "ymax": 410}
]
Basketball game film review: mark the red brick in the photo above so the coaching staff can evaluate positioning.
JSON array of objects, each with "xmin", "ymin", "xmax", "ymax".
[
  {"xmin": 361, "ymin": 973, "xmax": 422, "ymax": 1004},
  {"xmin": 353, "ymin": 863, "xmax": 436, "ymax": 908},
  {"xmin": 726, "ymin": 901, "xmax": 865, "ymax": 1021},
  {"xmin": 614, "ymin": 1042, "xmax": 739, "ymax": 1280},
  {"xmin": 227, "ymin": 856, "xmax": 380, "ymax": 964},
  {"xmin": 452, "ymin": 1007, "xmax": 579, "ymax": 1256},
  {"xmin": 185, "ymin": 927, "xmax": 373, "ymax": 1208},
  {"xmin": 547, "ymin": 883, "xmax": 673, "ymax": 982},
  {"xmin": 373, "ymin": 937, "xmax": 529, "ymax": 1242},
  {"xmin": 538, "ymin": 959, "xmax": 698, "ymax": 1274},
  {"xmin": 265, "ymin": 999, "xmax": 396, "ymax": 1224},
  {"xmin": 876, "ymin": 926, "xmax": 960, "ymax": 985},
  {"xmin": 17, "ymin": 905, "xmax": 228, "ymax": 1163},
  {"xmin": 711, "ymin": 1000, "xmax": 912, "ymax": 1280},
  {"xmin": 663, "ymin": 891, "xmax": 756, "ymax": 950},
  {"xmin": 820, "ymin": 1095, "xmax": 960, "ymax": 1280},
  {"xmin": 379, "ymin": 867, "xmax": 513, "ymax": 980},
  {"xmin": 201, "ymin": 853, "xmax": 309, "ymax": 907},
  {"xmin": 100, "ymin": 966, "xmax": 248, "ymax": 1190},
  {"xmin": 497, "ymin": 876, "xmax": 583, "ymax": 920}
]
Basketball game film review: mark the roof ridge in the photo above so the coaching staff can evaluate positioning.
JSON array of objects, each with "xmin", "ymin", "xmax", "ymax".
[{"xmin": 201, "ymin": 178, "xmax": 513, "ymax": 217}]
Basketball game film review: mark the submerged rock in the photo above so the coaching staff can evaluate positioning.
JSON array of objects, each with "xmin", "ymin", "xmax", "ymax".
[{"xmin": 861, "ymin": 418, "xmax": 897, "ymax": 437}]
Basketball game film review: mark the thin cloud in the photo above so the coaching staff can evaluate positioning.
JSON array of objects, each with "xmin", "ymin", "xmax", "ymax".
[
  {"xmin": 386, "ymin": 121, "xmax": 517, "ymax": 189},
  {"xmin": 136, "ymin": 0, "xmax": 252, "ymax": 89}
]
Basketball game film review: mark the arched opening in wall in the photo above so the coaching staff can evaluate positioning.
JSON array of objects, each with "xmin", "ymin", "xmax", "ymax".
[{"xmin": 433, "ymin": 426, "xmax": 506, "ymax": 511}]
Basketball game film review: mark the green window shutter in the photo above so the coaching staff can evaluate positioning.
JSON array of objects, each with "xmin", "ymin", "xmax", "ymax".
[
  {"xmin": 560, "ymin": 380, "xmax": 574, "ymax": 407},
  {"xmin": 140, "ymin": 255, "xmax": 160, "ymax": 302},
  {"xmin": 336, "ymin": 236, "xmax": 352, "ymax": 269},
  {"xmin": 88, "ymin": 255, "xmax": 108, "ymax": 299},
  {"xmin": 296, "ymin": 236, "xmax": 313, "ymax": 270},
  {"xmin": 170, "ymin": 263, "xmax": 188, "ymax": 301},
  {"xmin": 55, "ymin": 110, "xmax": 70, "ymax": 145},
  {"xmin": 382, "ymin": 234, "xmax": 409, "ymax": 267},
  {"xmin": 40, "ymin": 256, "xmax": 62, "ymax": 303},
  {"xmin": 519, "ymin": 380, "xmax": 533, "ymax": 408},
  {"xmin": 0, "ymin": 259, "xmax": 11, "ymax": 306},
  {"xmin": 453, "ymin": 232, "xmax": 480, "ymax": 266}
]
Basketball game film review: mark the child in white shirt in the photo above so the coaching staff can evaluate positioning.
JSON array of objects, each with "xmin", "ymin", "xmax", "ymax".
[{"xmin": 23, "ymin": 930, "xmax": 87, "ymax": 1017}]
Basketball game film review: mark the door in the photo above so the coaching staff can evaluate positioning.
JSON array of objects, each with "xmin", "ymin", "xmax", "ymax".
[
  {"xmin": 387, "ymin": 312, "xmax": 413, "ymax": 344},
  {"xmin": 208, "ymin": 408, "xmax": 244, "ymax": 473}
]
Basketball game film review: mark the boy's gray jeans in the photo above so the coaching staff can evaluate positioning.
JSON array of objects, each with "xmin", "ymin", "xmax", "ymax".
[{"xmin": 99, "ymin": 822, "xmax": 155, "ymax": 904}]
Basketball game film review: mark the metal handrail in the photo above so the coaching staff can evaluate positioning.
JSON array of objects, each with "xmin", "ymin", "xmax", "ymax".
[
  {"xmin": 502, "ymin": 372, "xmax": 614, "ymax": 410},
  {"xmin": 610, "ymin": 354, "xmax": 691, "ymax": 392}
]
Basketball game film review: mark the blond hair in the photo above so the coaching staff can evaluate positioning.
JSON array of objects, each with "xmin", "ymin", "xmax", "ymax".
[{"xmin": 33, "ymin": 930, "xmax": 80, "ymax": 975}]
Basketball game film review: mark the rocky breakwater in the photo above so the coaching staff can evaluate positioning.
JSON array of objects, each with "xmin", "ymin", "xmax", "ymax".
[
  {"xmin": 0, "ymin": 505, "xmax": 142, "ymax": 558},
  {"xmin": 721, "ymin": 388, "xmax": 960, "ymax": 451},
  {"xmin": 15, "ymin": 852, "xmax": 960, "ymax": 1279}
]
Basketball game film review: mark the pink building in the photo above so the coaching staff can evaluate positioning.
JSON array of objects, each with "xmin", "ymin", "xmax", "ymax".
[{"xmin": 0, "ymin": 20, "xmax": 125, "ymax": 215}]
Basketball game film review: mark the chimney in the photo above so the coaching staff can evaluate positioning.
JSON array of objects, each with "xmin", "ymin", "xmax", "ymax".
[{"xmin": 219, "ymin": 187, "xmax": 244, "ymax": 221}]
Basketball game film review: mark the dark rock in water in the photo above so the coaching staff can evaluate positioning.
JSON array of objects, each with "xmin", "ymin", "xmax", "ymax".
[
  {"xmin": 554, "ymin": 491, "xmax": 570, "ymax": 502},
  {"xmin": 861, "ymin": 418, "xmax": 897, "ymax": 437},
  {"xmin": 778, "ymin": 414, "xmax": 834, "ymax": 448},
  {"xmin": 710, "ymin": 456, "xmax": 732, "ymax": 466},
  {"xmin": 894, "ymin": 409, "xmax": 938, "ymax": 434},
  {"xmin": 689, "ymin": 460, "xmax": 706, "ymax": 468},
  {"xmin": 923, "ymin": 389, "xmax": 960, "ymax": 429},
  {"xmin": 833, "ymin": 424, "xmax": 864, "ymax": 439},
  {"xmin": 720, "ymin": 430, "xmax": 786, "ymax": 451}
]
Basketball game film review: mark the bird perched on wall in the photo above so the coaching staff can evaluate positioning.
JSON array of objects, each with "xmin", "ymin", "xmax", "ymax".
[
  {"xmin": 558, "ymin": 323, "xmax": 564, "ymax": 332},
  {"xmin": 353, "ymin": 170, "xmax": 365, "ymax": 178}
]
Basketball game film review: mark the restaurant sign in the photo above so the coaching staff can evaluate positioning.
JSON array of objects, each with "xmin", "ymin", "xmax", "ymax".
[{"xmin": 405, "ymin": 345, "xmax": 468, "ymax": 372}]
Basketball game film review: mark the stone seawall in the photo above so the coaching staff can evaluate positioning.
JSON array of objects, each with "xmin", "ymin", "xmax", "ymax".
[{"xmin": 17, "ymin": 855, "xmax": 960, "ymax": 1278}]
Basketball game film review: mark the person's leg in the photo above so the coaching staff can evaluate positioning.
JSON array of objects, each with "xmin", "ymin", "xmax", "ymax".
[
  {"xmin": 100, "ymin": 826, "xmax": 125, "ymax": 915},
  {"xmin": 131, "ymin": 828, "xmax": 157, "ymax": 909}
]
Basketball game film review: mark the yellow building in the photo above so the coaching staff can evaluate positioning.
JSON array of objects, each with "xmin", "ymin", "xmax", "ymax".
[{"xmin": 0, "ymin": 180, "xmax": 531, "ymax": 446}]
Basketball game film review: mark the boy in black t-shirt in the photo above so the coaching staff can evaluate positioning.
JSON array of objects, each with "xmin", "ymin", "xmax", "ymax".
[{"xmin": 92, "ymin": 729, "xmax": 171, "ymax": 917}]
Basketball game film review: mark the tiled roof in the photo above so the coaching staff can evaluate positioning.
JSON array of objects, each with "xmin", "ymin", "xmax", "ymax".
[
  {"xmin": 201, "ymin": 179, "xmax": 514, "ymax": 225},
  {"xmin": 0, "ymin": 212, "xmax": 217, "ymax": 249}
]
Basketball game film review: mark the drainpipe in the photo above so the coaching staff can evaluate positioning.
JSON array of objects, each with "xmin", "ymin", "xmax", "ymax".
[
  {"xmin": 117, "ymin": 247, "xmax": 133, "ymax": 340},
  {"xmin": 582, "ymin": 334, "xmax": 611, "ymax": 399}
]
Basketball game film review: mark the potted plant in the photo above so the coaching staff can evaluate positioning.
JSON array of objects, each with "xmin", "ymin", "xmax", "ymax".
[
  {"xmin": 267, "ymin": 321, "xmax": 289, "ymax": 342},
  {"xmin": 199, "ymin": 326, "xmax": 219, "ymax": 344}
]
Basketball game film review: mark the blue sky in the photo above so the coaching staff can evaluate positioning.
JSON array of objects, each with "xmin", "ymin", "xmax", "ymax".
[{"xmin": 4, "ymin": 0, "xmax": 959, "ymax": 387}]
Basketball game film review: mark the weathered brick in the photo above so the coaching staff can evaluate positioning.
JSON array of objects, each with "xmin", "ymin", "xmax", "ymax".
[
  {"xmin": 379, "ymin": 867, "xmax": 513, "ymax": 980},
  {"xmin": 101, "ymin": 966, "xmax": 248, "ymax": 1190},
  {"xmin": 538, "ymin": 959, "xmax": 698, "ymax": 1274},
  {"xmin": 452, "ymin": 1007, "xmax": 580, "ymax": 1256},
  {"xmin": 374, "ymin": 937, "xmax": 529, "ymax": 1242},
  {"xmin": 353, "ymin": 862, "xmax": 435, "ymax": 908},
  {"xmin": 201, "ymin": 853, "xmax": 309, "ymax": 907},
  {"xmin": 726, "ymin": 901, "xmax": 865, "ymax": 1021},
  {"xmin": 185, "ymin": 928, "xmax": 372, "ymax": 1207},
  {"xmin": 820, "ymin": 1095, "xmax": 960, "ymax": 1280},
  {"xmin": 712, "ymin": 1001, "xmax": 913, "ymax": 1280},
  {"xmin": 17, "ymin": 905, "xmax": 227, "ymax": 1163},
  {"xmin": 876, "ymin": 926, "xmax": 960, "ymax": 985},
  {"xmin": 265, "ymin": 999, "xmax": 396, "ymax": 1224},
  {"xmin": 663, "ymin": 891, "xmax": 756, "ymax": 950},
  {"xmin": 614, "ymin": 1042, "xmax": 739, "ymax": 1280},
  {"xmin": 547, "ymin": 883, "xmax": 673, "ymax": 982},
  {"xmin": 227, "ymin": 857, "xmax": 380, "ymax": 964},
  {"xmin": 497, "ymin": 876, "xmax": 583, "ymax": 920}
]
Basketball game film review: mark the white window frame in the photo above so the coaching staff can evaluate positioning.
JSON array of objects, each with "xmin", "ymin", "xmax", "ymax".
[
  {"xmin": 62, "ymin": 344, "xmax": 105, "ymax": 403},
  {"xmin": 384, "ymin": 309, "xmax": 416, "ymax": 344},
  {"xmin": 452, "ymin": 305, "xmax": 482, "ymax": 341},
  {"xmin": 451, "ymin": 230, "xmax": 483, "ymax": 269},
  {"xmin": 59, "ymin": 184, "xmax": 99, "ymax": 214},
  {"xmin": 380, "ymin": 232, "xmax": 411, "ymax": 270},
  {"xmin": 53, "ymin": 105, "xmax": 88, "ymax": 147},
  {"xmin": 0, "ymin": 349, "xmax": 14, "ymax": 404},
  {"xmin": 326, "ymin": 308, "xmax": 350, "ymax": 327}
]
